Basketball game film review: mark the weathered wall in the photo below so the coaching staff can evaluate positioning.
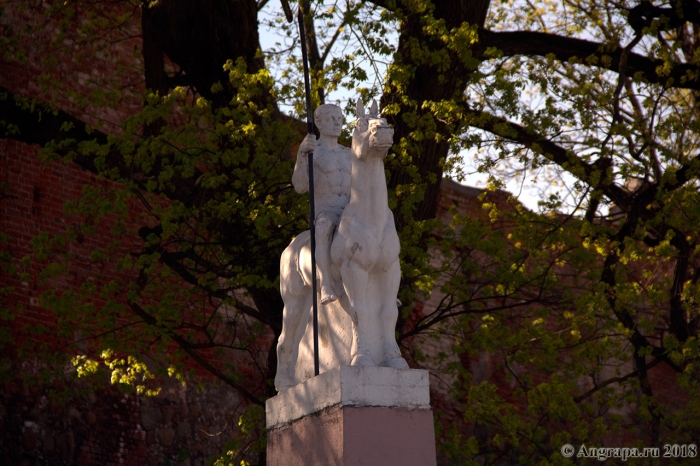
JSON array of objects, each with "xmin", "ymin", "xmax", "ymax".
[
  {"xmin": 0, "ymin": 138, "xmax": 256, "ymax": 465},
  {"xmin": 0, "ymin": 3, "xmax": 258, "ymax": 462}
]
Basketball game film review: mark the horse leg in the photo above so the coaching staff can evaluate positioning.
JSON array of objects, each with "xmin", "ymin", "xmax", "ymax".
[
  {"xmin": 340, "ymin": 259, "xmax": 374, "ymax": 366},
  {"xmin": 275, "ymin": 294, "xmax": 312, "ymax": 390},
  {"xmin": 275, "ymin": 243, "xmax": 311, "ymax": 391},
  {"xmin": 379, "ymin": 260, "xmax": 409, "ymax": 369}
]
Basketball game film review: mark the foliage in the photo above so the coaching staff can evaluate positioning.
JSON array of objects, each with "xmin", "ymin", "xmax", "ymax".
[
  {"xmin": 4, "ymin": 0, "xmax": 700, "ymax": 464},
  {"xmin": 209, "ymin": 405, "xmax": 266, "ymax": 466}
]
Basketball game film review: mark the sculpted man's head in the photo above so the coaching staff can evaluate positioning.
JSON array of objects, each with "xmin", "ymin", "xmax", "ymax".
[{"xmin": 315, "ymin": 104, "xmax": 344, "ymax": 139}]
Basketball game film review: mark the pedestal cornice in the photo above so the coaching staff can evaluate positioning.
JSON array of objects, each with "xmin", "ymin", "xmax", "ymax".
[{"xmin": 266, "ymin": 366, "xmax": 430, "ymax": 429}]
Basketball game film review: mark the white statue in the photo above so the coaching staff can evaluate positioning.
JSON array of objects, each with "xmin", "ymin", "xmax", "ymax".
[
  {"xmin": 291, "ymin": 104, "xmax": 350, "ymax": 305},
  {"xmin": 275, "ymin": 99, "xmax": 409, "ymax": 392}
]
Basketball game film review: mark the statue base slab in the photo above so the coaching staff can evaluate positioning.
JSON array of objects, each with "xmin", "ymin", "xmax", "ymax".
[{"xmin": 266, "ymin": 366, "xmax": 436, "ymax": 466}]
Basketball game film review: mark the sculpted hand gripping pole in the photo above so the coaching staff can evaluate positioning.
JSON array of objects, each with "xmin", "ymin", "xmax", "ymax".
[{"xmin": 276, "ymin": 99, "xmax": 409, "ymax": 392}]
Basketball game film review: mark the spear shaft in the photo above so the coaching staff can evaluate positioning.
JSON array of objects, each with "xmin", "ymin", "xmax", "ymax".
[{"xmin": 297, "ymin": 6, "xmax": 320, "ymax": 378}]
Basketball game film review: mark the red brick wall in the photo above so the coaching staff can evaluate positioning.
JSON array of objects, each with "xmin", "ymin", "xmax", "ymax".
[
  {"xmin": 1, "ymin": 133, "xmax": 258, "ymax": 464},
  {"xmin": 0, "ymin": 1, "xmax": 143, "ymax": 129},
  {"xmin": 0, "ymin": 2, "xmax": 257, "ymax": 462}
]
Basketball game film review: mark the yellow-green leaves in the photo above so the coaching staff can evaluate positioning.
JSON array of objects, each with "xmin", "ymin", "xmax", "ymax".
[{"xmin": 72, "ymin": 351, "xmax": 166, "ymax": 396}]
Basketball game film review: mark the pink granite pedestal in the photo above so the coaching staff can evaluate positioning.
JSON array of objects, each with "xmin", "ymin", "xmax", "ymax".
[{"xmin": 266, "ymin": 366, "xmax": 436, "ymax": 466}]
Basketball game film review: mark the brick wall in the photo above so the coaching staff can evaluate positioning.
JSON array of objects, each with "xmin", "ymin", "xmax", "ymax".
[
  {"xmin": 0, "ymin": 3, "xmax": 259, "ymax": 463},
  {"xmin": 0, "ymin": 134, "xmax": 260, "ymax": 464}
]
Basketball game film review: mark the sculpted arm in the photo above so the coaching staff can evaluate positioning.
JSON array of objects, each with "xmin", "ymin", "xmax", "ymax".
[{"xmin": 292, "ymin": 134, "xmax": 316, "ymax": 194}]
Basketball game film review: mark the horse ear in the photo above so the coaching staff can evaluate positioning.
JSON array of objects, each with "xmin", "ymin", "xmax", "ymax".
[
  {"xmin": 369, "ymin": 99, "xmax": 379, "ymax": 117},
  {"xmin": 356, "ymin": 98, "xmax": 365, "ymax": 118}
]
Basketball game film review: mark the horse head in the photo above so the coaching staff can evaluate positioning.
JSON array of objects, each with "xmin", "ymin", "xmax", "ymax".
[{"xmin": 352, "ymin": 98, "xmax": 394, "ymax": 161}]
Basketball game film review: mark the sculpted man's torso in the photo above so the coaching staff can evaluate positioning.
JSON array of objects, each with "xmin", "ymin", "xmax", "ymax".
[
  {"xmin": 291, "ymin": 103, "xmax": 351, "ymax": 212},
  {"xmin": 291, "ymin": 103, "xmax": 352, "ymax": 304},
  {"xmin": 310, "ymin": 144, "xmax": 352, "ymax": 215}
]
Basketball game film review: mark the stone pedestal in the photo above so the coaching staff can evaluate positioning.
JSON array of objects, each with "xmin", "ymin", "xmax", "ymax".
[{"xmin": 266, "ymin": 366, "xmax": 436, "ymax": 466}]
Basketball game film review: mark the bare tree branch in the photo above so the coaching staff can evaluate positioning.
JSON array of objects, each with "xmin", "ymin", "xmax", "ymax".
[
  {"xmin": 463, "ymin": 106, "xmax": 632, "ymax": 209},
  {"xmin": 478, "ymin": 29, "xmax": 700, "ymax": 91},
  {"xmin": 128, "ymin": 301, "xmax": 264, "ymax": 406}
]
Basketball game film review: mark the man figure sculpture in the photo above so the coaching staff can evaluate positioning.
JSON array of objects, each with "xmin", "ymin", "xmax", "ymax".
[
  {"xmin": 275, "ymin": 98, "xmax": 408, "ymax": 391},
  {"xmin": 292, "ymin": 103, "xmax": 350, "ymax": 305}
]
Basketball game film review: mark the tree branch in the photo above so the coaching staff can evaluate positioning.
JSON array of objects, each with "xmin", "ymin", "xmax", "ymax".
[
  {"xmin": 627, "ymin": 0, "xmax": 700, "ymax": 33},
  {"xmin": 299, "ymin": 0, "xmax": 326, "ymax": 104},
  {"xmin": 0, "ymin": 84, "xmax": 207, "ymax": 206},
  {"xmin": 464, "ymin": 107, "xmax": 632, "ymax": 209},
  {"xmin": 478, "ymin": 29, "xmax": 700, "ymax": 91},
  {"xmin": 670, "ymin": 229, "xmax": 691, "ymax": 341},
  {"xmin": 128, "ymin": 301, "xmax": 264, "ymax": 406},
  {"xmin": 1, "ymin": 84, "xmax": 106, "ymax": 172},
  {"xmin": 573, "ymin": 357, "xmax": 662, "ymax": 403},
  {"xmin": 136, "ymin": 226, "xmax": 269, "ymax": 327}
]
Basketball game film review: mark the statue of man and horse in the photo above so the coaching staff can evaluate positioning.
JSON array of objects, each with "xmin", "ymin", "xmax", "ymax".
[{"xmin": 275, "ymin": 99, "xmax": 410, "ymax": 391}]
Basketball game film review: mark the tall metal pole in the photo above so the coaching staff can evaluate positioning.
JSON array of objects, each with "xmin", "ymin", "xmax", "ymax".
[{"xmin": 297, "ymin": 6, "xmax": 320, "ymax": 377}]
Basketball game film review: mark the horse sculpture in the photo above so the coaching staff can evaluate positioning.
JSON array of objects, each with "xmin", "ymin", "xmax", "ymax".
[{"xmin": 275, "ymin": 99, "xmax": 409, "ymax": 391}]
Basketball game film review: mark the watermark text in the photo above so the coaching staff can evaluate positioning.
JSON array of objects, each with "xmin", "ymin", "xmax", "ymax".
[{"xmin": 560, "ymin": 443, "xmax": 697, "ymax": 461}]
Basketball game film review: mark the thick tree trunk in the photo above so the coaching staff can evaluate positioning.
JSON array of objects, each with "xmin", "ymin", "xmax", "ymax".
[
  {"xmin": 382, "ymin": 0, "xmax": 491, "ymax": 225},
  {"xmin": 140, "ymin": 0, "xmax": 262, "ymax": 107}
]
